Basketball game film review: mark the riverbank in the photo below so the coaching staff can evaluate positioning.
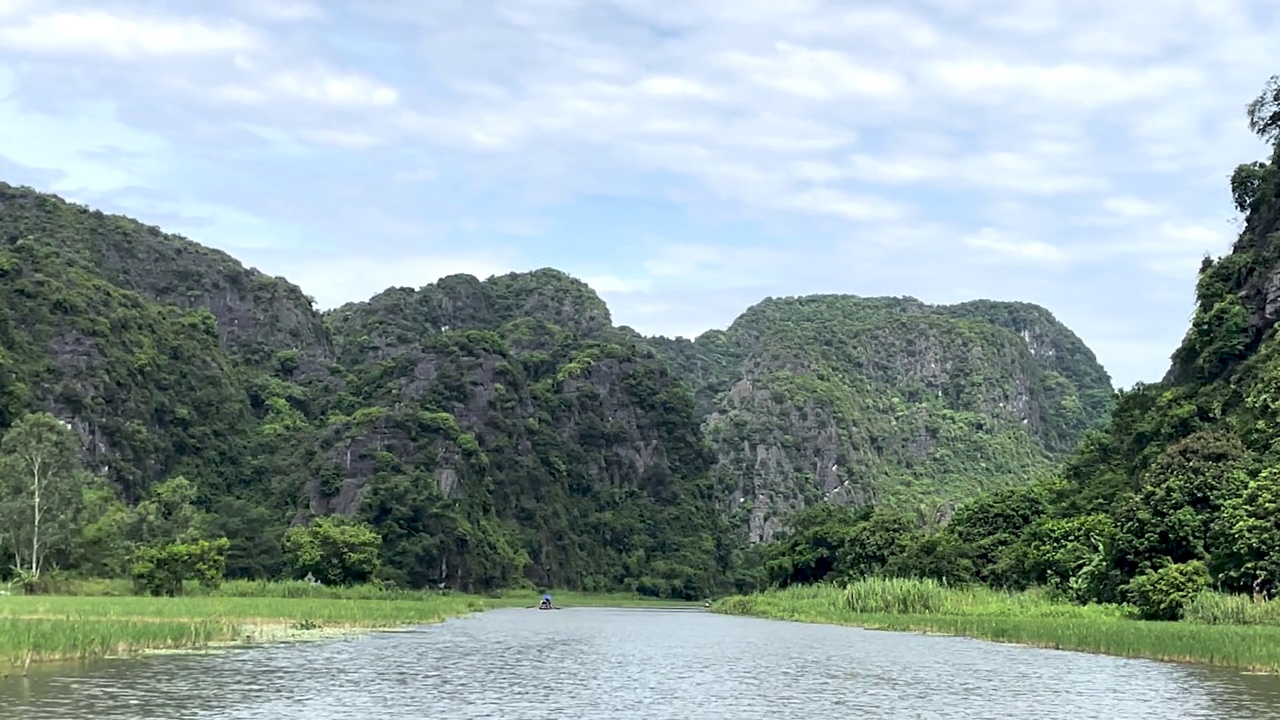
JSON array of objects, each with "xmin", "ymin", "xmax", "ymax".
[
  {"xmin": 0, "ymin": 592, "xmax": 484, "ymax": 673},
  {"xmin": 0, "ymin": 580, "xmax": 698, "ymax": 673},
  {"xmin": 711, "ymin": 580, "xmax": 1280, "ymax": 673}
]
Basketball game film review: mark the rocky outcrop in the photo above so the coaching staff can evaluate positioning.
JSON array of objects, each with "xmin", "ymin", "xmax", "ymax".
[
  {"xmin": 653, "ymin": 295, "xmax": 1115, "ymax": 542},
  {"xmin": 0, "ymin": 179, "xmax": 1114, "ymax": 590},
  {"xmin": 0, "ymin": 183, "xmax": 331, "ymax": 367}
]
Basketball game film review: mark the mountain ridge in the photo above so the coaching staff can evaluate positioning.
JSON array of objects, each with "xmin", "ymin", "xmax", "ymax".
[{"xmin": 0, "ymin": 180, "xmax": 1113, "ymax": 595}]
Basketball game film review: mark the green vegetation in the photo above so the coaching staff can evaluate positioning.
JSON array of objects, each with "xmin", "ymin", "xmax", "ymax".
[
  {"xmin": 0, "ymin": 585, "xmax": 487, "ymax": 671},
  {"xmin": 9, "ymin": 60, "xmax": 1280, "ymax": 680},
  {"xmin": 0, "ymin": 198, "xmax": 734, "ymax": 599},
  {"xmin": 0, "ymin": 580, "xmax": 695, "ymax": 671},
  {"xmin": 714, "ymin": 580, "xmax": 1280, "ymax": 672},
  {"xmin": 650, "ymin": 293, "xmax": 1114, "ymax": 541},
  {"xmin": 0, "ymin": 161, "xmax": 1114, "ymax": 608},
  {"xmin": 714, "ymin": 74, "xmax": 1280, "ymax": 672},
  {"xmin": 2, "ymin": 616, "xmax": 234, "ymax": 670}
]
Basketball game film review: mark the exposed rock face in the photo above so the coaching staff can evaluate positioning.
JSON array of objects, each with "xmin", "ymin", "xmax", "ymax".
[
  {"xmin": 0, "ymin": 180, "xmax": 1114, "ymax": 590},
  {"xmin": 317, "ymin": 276, "xmax": 723, "ymax": 589},
  {"xmin": 651, "ymin": 295, "xmax": 1115, "ymax": 542},
  {"xmin": 0, "ymin": 182, "xmax": 331, "ymax": 366}
]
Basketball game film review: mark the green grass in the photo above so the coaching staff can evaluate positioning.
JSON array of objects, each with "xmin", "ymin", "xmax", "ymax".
[
  {"xmin": 712, "ymin": 579, "xmax": 1280, "ymax": 673},
  {"xmin": 1, "ymin": 616, "xmax": 236, "ymax": 670},
  {"xmin": 8, "ymin": 578, "xmax": 703, "ymax": 607},
  {"xmin": 0, "ymin": 583, "xmax": 486, "ymax": 671},
  {"xmin": 0, "ymin": 580, "xmax": 699, "ymax": 672},
  {"xmin": 1184, "ymin": 590, "xmax": 1280, "ymax": 626}
]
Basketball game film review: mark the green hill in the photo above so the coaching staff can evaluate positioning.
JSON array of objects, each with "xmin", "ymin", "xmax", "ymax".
[
  {"xmin": 650, "ymin": 295, "xmax": 1113, "ymax": 540},
  {"xmin": 0, "ymin": 181, "xmax": 1113, "ymax": 597},
  {"xmin": 754, "ymin": 76, "xmax": 1280, "ymax": 613}
]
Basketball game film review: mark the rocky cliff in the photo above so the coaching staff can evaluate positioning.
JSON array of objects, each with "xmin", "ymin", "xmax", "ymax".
[
  {"xmin": 317, "ymin": 271, "xmax": 728, "ymax": 593},
  {"xmin": 0, "ymin": 182, "xmax": 1113, "ymax": 594},
  {"xmin": 650, "ymin": 295, "xmax": 1114, "ymax": 541},
  {"xmin": 0, "ymin": 184, "xmax": 330, "ymax": 368}
]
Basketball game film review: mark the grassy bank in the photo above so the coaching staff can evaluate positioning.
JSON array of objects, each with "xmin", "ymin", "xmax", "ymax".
[
  {"xmin": 0, "ymin": 579, "xmax": 699, "ymax": 672},
  {"xmin": 0, "ymin": 589, "xmax": 485, "ymax": 672},
  {"xmin": 712, "ymin": 579, "xmax": 1280, "ymax": 673},
  {"xmin": 6, "ymin": 578, "xmax": 702, "ymax": 608}
]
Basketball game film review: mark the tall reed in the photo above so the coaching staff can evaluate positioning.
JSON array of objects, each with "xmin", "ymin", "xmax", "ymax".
[
  {"xmin": 1184, "ymin": 590, "xmax": 1280, "ymax": 626},
  {"xmin": 711, "ymin": 578, "xmax": 1280, "ymax": 671}
]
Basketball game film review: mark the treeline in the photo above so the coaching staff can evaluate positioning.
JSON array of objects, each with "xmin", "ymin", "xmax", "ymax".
[
  {"xmin": 0, "ymin": 409, "xmax": 749, "ymax": 598},
  {"xmin": 762, "ymin": 74, "xmax": 1280, "ymax": 622},
  {"xmin": 760, "ymin": 431, "xmax": 1257, "ymax": 622},
  {"xmin": 0, "ymin": 412, "xmax": 404, "ymax": 595},
  {"xmin": 0, "ymin": 407, "xmax": 541, "ymax": 597}
]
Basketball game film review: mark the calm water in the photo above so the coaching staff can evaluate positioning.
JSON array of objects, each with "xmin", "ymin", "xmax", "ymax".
[{"xmin": 4, "ymin": 608, "xmax": 1280, "ymax": 719}]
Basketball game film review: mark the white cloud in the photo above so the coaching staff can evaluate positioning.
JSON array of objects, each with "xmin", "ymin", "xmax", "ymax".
[
  {"xmin": 778, "ymin": 188, "xmax": 908, "ymax": 221},
  {"xmin": 233, "ymin": 0, "xmax": 324, "ymax": 22},
  {"xmin": 0, "ymin": 85, "xmax": 170, "ymax": 194},
  {"xmin": 262, "ymin": 69, "xmax": 399, "ymax": 108},
  {"xmin": 848, "ymin": 150, "xmax": 1105, "ymax": 195},
  {"xmin": 641, "ymin": 243, "xmax": 795, "ymax": 282},
  {"xmin": 0, "ymin": 11, "xmax": 258, "ymax": 58},
  {"xmin": 0, "ymin": 0, "xmax": 1277, "ymax": 386},
  {"xmin": 297, "ymin": 128, "xmax": 384, "ymax": 148},
  {"xmin": 581, "ymin": 274, "xmax": 651, "ymax": 294},
  {"xmin": 963, "ymin": 228, "xmax": 1065, "ymax": 264},
  {"xmin": 715, "ymin": 42, "xmax": 906, "ymax": 99},
  {"xmin": 634, "ymin": 76, "xmax": 722, "ymax": 100},
  {"xmin": 1103, "ymin": 196, "xmax": 1169, "ymax": 218},
  {"xmin": 924, "ymin": 60, "xmax": 1203, "ymax": 110},
  {"xmin": 1158, "ymin": 221, "xmax": 1230, "ymax": 253}
]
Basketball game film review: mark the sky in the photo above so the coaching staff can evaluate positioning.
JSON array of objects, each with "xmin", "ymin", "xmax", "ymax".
[{"xmin": 0, "ymin": 1, "xmax": 1277, "ymax": 388}]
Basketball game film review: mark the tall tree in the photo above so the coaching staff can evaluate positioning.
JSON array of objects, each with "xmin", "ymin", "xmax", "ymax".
[{"xmin": 0, "ymin": 412, "xmax": 87, "ymax": 580}]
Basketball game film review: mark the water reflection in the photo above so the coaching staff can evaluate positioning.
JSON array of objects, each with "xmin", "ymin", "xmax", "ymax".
[{"xmin": 3, "ymin": 608, "xmax": 1279, "ymax": 719}]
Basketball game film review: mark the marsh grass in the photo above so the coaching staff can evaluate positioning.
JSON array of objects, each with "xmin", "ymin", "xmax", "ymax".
[
  {"xmin": 0, "ymin": 580, "xmax": 696, "ymax": 671},
  {"xmin": 1, "ymin": 616, "xmax": 236, "ymax": 669},
  {"xmin": 713, "ymin": 579, "xmax": 1280, "ymax": 672},
  {"xmin": 1184, "ymin": 590, "xmax": 1280, "ymax": 626},
  {"xmin": 0, "ymin": 584, "xmax": 486, "ymax": 671}
]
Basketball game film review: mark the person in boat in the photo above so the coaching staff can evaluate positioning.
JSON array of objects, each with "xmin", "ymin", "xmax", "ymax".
[{"xmin": 539, "ymin": 593, "xmax": 553, "ymax": 609}]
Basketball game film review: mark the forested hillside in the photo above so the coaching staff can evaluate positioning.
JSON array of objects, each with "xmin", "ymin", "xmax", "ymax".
[
  {"xmin": 649, "ymin": 295, "xmax": 1113, "ymax": 541},
  {"xmin": 761, "ymin": 76, "xmax": 1280, "ymax": 617},
  {"xmin": 0, "ymin": 176, "xmax": 1110, "ymax": 599}
]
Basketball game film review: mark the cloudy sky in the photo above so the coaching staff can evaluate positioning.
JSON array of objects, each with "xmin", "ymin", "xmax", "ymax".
[{"xmin": 0, "ymin": 0, "xmax": 1276, "ymax": 388}]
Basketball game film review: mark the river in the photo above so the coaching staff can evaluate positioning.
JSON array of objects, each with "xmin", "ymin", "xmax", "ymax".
[{"xmin": 3, "ymin": 607, "xmax": 1280, "ymax": 718}]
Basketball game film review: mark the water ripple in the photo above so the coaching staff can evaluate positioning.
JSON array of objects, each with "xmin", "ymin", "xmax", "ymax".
[{"xmin": 3, "ymin": 608, "xmax": 1279, "ymax": 719}]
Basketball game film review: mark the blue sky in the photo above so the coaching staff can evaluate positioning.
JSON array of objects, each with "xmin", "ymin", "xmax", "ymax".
[{"xmin": 0, "ymin": 0, "xmax": 1276, "ymax": 388}]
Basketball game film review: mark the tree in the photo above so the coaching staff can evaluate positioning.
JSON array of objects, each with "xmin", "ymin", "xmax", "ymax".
[
  {"xmin": 1112, "ymin": 431, "xmax": 1248, "ymax": 579},
  {"xmin": 127, "ymin": 475, "xmax": 209, "ymax": 545},
  {"xmin": 1246, "ymin": 74, "xmax": 1280, "ymax": 145},
  {"xmin": 122, "ymin": 475, "xmax": 234, "ymax": 594},
  {"xmin": 1126, "ymin": 560, "xmax": 1211, "ymax": 621},
  {"xmin": 130, "ymin": 538, "xmax": 230, "ymax": 596},
  {"xmin": 0, "ymin": 412, "xmax": 87, "ymax": 582},
  {"xmin": 762, "ymin": 504, "xmax": 865, "ymax": 587},
  {"xmin": 1212, "ymin": 467, "xmax": 1280, "ymax": 598},
  {"xmin": 72, "ymin": 476, "xmax": 133, "ymax": 578},
  {"xmin": 283, "ymin": 516, "xmax": 382, "ymax": 585}
]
